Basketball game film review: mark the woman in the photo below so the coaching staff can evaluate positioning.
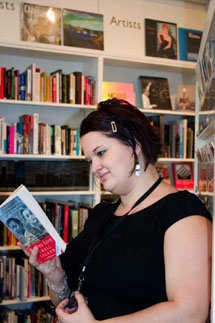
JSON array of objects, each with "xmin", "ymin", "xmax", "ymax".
[
  {"xmin": 22, "ymin": 98, "xmax": 212, "ymax": 322},
  {"xmin": 157, "ymin": 23, "xmax": 176, "ymax": 59}
]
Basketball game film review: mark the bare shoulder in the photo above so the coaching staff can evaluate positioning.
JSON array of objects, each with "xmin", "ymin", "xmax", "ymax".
[{"xmin": 157, "ymin": 181, "xmax": 177, "ymax": 198}]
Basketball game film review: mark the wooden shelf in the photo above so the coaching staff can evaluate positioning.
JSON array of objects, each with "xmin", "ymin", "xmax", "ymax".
[
  {"xmin": 104, "ymin": 55, "xmax": 196, "ymax": 72},
  {"xmin": 0, "ymin": 99, "xmax": 97, "ymax": 110},
  {"xmin": 140, "ymin": 108, "xmax": 195, "ymax": 116},
  {"xmin": 158, "ymin": 158, "xmax": 194, "ymax": 163},
  {"xmin": 0, "ymin": 296, "xmax": 50, "ymax": 305},
  {"xmin": 0, "ymin": 190, "xmax": 97, "ymax": 196},
  {"xmin": 0, "ymin": 153, "xmax": 85, "ymax": 160}
]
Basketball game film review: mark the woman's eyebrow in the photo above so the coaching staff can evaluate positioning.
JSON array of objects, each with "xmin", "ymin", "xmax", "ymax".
[{"xmin": 93, "ymin": 145, "xmax": 103, "ymax": 153}]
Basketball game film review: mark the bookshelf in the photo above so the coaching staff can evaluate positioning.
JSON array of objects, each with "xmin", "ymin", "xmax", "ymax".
[
  {"xmin": 0, "ymin": 0, "xmax": 207, "ymax": 310},
  {"xmin": 194, "ymin": 0, "xmax": 215, "ymax": 321}
]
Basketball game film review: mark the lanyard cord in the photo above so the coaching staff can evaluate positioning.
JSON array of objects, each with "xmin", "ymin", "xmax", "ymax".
[{"xmin": 77, "ymin": 176, "xmax": 163, "ymax": 290}]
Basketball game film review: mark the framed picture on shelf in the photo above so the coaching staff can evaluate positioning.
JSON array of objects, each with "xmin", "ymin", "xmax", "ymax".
[
  {"xmin": 139, "ymin": 76, "xmax": 172, "ymax": 110},
  {"xmin": 21, "ymin": 3, "xmax": 61, "ymax": 45},
  {"xmin": 178, "ymin": 28, "xmax": 202, "ymax": 62},
  {"xmin": 172, "ymin": 162, "xmax": 194, "ymax": 189},
  {"xmin": 63, "ymin": 9, "xmax": 104, "ymax": 50},
  {"xmin": 102, "ymin": 82, "xmax": 136, "ymax": 106},
  {"xmin": 145, "ymin": 19, "xmax": 177, "ymax": 59}
]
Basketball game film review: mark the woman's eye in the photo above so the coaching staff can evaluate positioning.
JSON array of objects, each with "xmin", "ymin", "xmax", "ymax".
[{"xmin": 97, "ymin": 150, "xmax": 105, "ymax": 157}]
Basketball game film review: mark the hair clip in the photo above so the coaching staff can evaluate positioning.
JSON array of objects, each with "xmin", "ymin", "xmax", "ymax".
[{"xmin": 111, "ymin": 121, "xmax": 117, "ymax": 133}]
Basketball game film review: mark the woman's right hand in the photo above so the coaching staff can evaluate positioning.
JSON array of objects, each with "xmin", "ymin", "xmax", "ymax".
[{"xmin": 17, "ymin": 242, "xmax": 64, "ymax": 287}]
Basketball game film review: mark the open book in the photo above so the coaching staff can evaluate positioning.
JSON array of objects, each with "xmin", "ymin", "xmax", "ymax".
[{"xmin": 0, "ymin": 185, "xmax": 66, "ymax": 263}]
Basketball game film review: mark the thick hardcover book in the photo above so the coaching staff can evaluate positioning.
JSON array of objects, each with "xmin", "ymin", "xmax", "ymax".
[
  {"xmin": 179, "ymin": 28, "xmax": 202, "ymax": 62},
  {"xmin": 102, "ymin": 82, "xmax": 136, "ymax": 106},
  {"xmin": 145, "ymin": 19, "xmax": 177, "ymax": 59},
  {"xmin": 139, "ymin": 76, "xmax": 172, "ymax": 110},
  {"xmin": 0, "ymin": 185, "xmax": 66, "ymax": 263}
]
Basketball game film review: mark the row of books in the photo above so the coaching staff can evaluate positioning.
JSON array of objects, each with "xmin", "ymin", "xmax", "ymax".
[
  {"xmin": 0, "ymin": 256, "xmax": 48, "ymax": 302},
  {"xmin": 196, "ymin": 142, "xmax": 214, "ymax": 163},
  {"xmin": 0, "ymin": 198, "xmax": 91, "ymax": 246},
  {"xmin": 148, "ymin": 115, "xmax": 194, "ymax": 159},
  {"xmin": 0, "ymin": 114, "xmax": 81, "ymax": 156},
  {"xmin": 197, "ymin": 40, "xmax": 215, "ymax": 108},
  {"xmin": 0, "ymin": 160, "xmax": 90, "ymax": 192},
  {"xmin": 198, "ymin": 164, "xmax": 214, "ymax": 193},
  {"xmin": 0, "ymin": 302, "xmax": 57, "ymax": 323},
  {"xmin": 156, "ymin": 162, "xmax": 194, "ymax": 189},
  {"xmin": 0, "ymin": 64, "xmax": 95, "ymax": 105}
]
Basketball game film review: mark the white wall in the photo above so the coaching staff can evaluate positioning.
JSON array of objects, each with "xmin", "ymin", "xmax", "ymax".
[{"xmin": 0, "ymin": 0, "xmax": 207, "ymax": 60}]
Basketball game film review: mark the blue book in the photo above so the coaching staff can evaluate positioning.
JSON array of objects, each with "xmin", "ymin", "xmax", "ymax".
[
  {"xmin": 16, "ymin": 122, "xmax": 24, "ymax": 154},
  {"xmin": 20, "ymin": 72, "xmax": 26, "ymax": 101},
  {"xmin": 179, "ymin": 28, "xmax": 202, "ymax": 62}
]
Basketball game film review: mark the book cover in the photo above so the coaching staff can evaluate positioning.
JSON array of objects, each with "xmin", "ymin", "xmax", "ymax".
[
  {"xmin": 179, "ymin": 28, "xmax": 202, "ymax": 62},
  {"xmin": 0, "ymin": 185, "xmax": 66, "ymax": 264},
  {"xmin": 172, "ymin": 162, "xmax": 194, "ymax": 189},
  {"xmin": 63, "ymin": 9, "xmax": 104, "ymax": 50},
  {"xmin": 102, "ymin": 82, "xmax": 136, "ymax": 106},
  {"xmin": 21, "ymin": 3, "xmax": 61, "ymax": 45},
  {"xmin": 139, "ymin": 76, "xmax": 172, "ymax": 110},
  {"xmin": 145, "ymin": 19, "xmax": 177, "ymax": 59}
]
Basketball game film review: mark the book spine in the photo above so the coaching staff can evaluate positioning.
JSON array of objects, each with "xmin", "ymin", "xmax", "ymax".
[
  {"xmin": 63, "ymin": 205, "xmax": 69, "ymax": 243},
  {"xmin": 20, "ymin": 72, "xmax": 26, "ymax": 101},
  {"xmin": 33, "ymin": 113, "xmax": 39, "ymax": 154}
]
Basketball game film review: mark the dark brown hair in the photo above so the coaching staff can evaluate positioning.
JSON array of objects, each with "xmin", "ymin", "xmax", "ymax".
[{"xmin": 80, "ymin": 98, "xmax": 162, "ymax": 172}]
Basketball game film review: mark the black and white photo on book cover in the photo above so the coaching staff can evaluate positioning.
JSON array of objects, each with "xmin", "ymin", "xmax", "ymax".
[
  {"xmin": 145, "ymin": 19, "xmax": 177, "ymax": 59},
  {"xmin": 0, "ymin": 185, "xmax": 66, "ymax": 263},
  {"xmin": 21, "ymin": 3, "xmax": 61, "ymax": 45},
  {"xmin": 139, "ymin": 76, "xmax": 172, "ymax": 110},
  {"xmin": 0, "ymin": 196, "xmax": 48, "ymax": 247}
]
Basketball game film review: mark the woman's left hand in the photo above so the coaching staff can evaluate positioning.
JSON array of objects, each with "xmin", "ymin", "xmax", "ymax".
[{"xmin": 56, "ymin": 291, "xmax": 98, "ymax": 323}]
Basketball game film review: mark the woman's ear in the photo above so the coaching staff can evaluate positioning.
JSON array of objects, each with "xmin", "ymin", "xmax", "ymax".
[{"xmin": 135, "ymin": 142, "xmax": 141, "ymax": 156}]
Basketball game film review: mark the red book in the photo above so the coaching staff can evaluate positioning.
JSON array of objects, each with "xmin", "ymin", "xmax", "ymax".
[
  {"xmin": 63, "ymin": 205, "xmax": 69, "ymax": 243},
  {"xmin": 172, "ymin": 162, "xmax": 194, "ymax": 189},
  {"xmin": 0, "ymin": 67, "xmax": 5, "ymax": 99},
  {"xmin": 0, "ymin": 185, "xmax": 66, "ymax": 264},
  {"xmin": 52, "ymin": 75, "xmax": 57, "ymax": 103},
  {"xmin": 8, "ymin": 124, "xmax": 15, "ymax": 154}
]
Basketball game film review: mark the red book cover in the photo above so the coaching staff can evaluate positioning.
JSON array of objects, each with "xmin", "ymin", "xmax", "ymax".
[
  {"xmin": 0, "ymin": 185, "xmax": 66, "ymax": 264},
  {"xmin": 0, "ymin": 67, "xmax": 5, "ymax": 99},
  {"xmin": 63, "ymin": 205, "xmax": 69, "ymax": 243},
  {"xmin": 8, "ymin": 125, "xmax": 15, "ymax": 154},
  {"xmin": 52, "ymin": 75, "xmax": 57, "ymax": 103},
  {"xmin": 172, "ymin": 162, "xmax": 194, "ymax": 189}
]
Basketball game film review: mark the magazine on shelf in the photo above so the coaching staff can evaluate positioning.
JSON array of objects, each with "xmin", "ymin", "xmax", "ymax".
[
  {"xmin": 21, "ymin": 3, "xmax": 61, "ymax": 45},
  {"xmin": 102, "ymin": 82, "xmax": 136, "ymax": 106},
  {"xmin": 145, "ymin": 19, "xmax": 177, "ymax": 59},
  {"xmin": 139, "ymin": 76, "xmax": 172, "ymax": 110},
  {"xmin": 178, "ymin": 28, "xmax": 202, "ymax": 62},
  {"xmin": 0, "ymin": 185, "xmax": 66, "ymax": 264}
]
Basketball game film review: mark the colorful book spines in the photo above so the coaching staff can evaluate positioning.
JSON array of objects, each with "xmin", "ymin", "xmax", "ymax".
[
  {"xmin": 0, "ymin": 114, "xmax": 81, "ymax": 156},
  {"xmin": 0, "ymin": 64, "xmax": 95, "ymax": 105}
]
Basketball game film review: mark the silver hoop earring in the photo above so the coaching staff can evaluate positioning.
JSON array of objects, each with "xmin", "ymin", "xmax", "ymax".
[{"xmin": 135, "ymin": 163, "xmax": 141, "ymax": 176}]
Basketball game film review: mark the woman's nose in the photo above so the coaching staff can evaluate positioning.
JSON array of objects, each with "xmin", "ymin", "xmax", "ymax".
[{"xmin": 92, "ymin": 159, "xmax": 102, "ymax": 174}]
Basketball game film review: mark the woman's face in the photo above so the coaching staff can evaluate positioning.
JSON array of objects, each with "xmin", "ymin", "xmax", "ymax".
[{"xmin": 81, "ymin": 131, "xmax": 135, "ymax": 194}]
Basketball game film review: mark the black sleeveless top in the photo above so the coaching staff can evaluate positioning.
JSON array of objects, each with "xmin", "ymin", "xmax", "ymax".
[{"xmin": 60, "ymin": 191, "xmax": 212, "ymax": 320}]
